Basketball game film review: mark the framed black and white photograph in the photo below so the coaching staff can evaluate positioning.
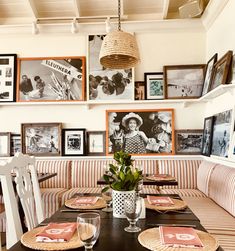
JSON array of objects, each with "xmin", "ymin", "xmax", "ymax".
[
  {"xmin": 62, "ymin": 128, "xmax": 86, "ymax": 156},
  {"xmin": 21, "ymin": 123, "xmax": 62, "ymax": 156},
  {"xmin": 10, "ymin": 133, "xmax": 21, "ymax": 156},
  {"xmin": 106, "ymin": 109, "xmax": 175, "ymax": 156},
  {"xmin": 134, "ymin": 81, "xmax": 145, "ymax": 100},
  {"xmin": 164, "ymin": 64, "xmax": 205, "ymax": 99},
  {"xmin": 211, "ymin": 109, "xmax": 234, "ymax": 158},
  {"xmin": 87, "ymin": 131, "xmax": 105, "ymax": 156},
  {"xmin": 0, "ymin": 132, "xmax": 11, "ymax": 157},
  {"xmin": 0, "ymin": 54, "xmax": 17, "ymax": 102},
  {"xmin": 201, "ymin": 117, "xmax": 214, "ymax": 156},
  {"xmin": 144, "ymin": 72, "xmax": 164, "ymax": 100},
  {"xmin": 201, "ymin": 53, "xmax": 217, "ymax": 96},
  {"xmin": 175, "ymin": 130, "xmax": 203, "ymax": 155},
  {"xmin": 231, "ymin": 54, "xmax": 235, "ymax": 84},
  {"xmin": 88, "ymin": 35, "xmax": 134, "ymax": 101},
  {"xmin": 17, "ymin": 56, "xmax": 86, "ymax": 102}
]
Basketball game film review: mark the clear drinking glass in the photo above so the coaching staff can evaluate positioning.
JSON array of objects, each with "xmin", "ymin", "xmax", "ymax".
[
  {"xmin": 77, "ymin": 212, "xmax": 101, "ymax": 251},
  {"xmin": 124, "ymin": 197, "xmax": 142, "ymax": 232},
  {"xmin": 101, "ymin": 188, "xmax": 113, "ymax": 212}
]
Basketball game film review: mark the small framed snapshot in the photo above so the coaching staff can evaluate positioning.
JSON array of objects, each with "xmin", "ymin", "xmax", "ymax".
[
  {"xmin": 88, "ymin": 35, "xmax": 134, "ymax": 101},
  {"xmin": 87, "ymin": 131, "xmax": 106, "ymax": 156},
  {"xmin": 134, "ymin": 81, "xmax": 145, "ymax": 100},
  {"xmin": 211, "ymin": 109, "xmax": 234, "ymax": 158},
  {"xmin": 106, "ymin": 109, "xmax": 175, "ymax": 156},
  {"xmin": 201, "ymin": 53, "xmax": 217, "ymax": 96},
  {"xmin": 201, "ymin": 117, "xmax": 214, "ymax": 156},
  {"xmin": 62, "ymin": 128, "xmax": 86, "ymax": 156},
  {"xmin": 10, "ymin": 134, "xmax": 21, "ymax": 156},
  {"xmin": 17, "ymin": 56, "xmax": 86, "ymax": 102},
  {"xmin": 144, "ymin": 72, "xmax": 164, "ymax": 100},
  {"xmin": 0, "ymin": 54, "xmax": 17, "ymax": 102},
  {"xmin": 209, "ymin": 50, "xmax": 233, "ymax": 91},
  {"xmin": 175, "ymin": 129, "xmax": 203, "ymax": 155},
  {"xmin": 230, "ymin": 54, "xmax": 235, "ymax": 84},
  {"xmin": 164, "ymin": 64, "xmax": 205, "ymax": 99},
  {"xmin": 21, "ymin": 123, "xmax": 62, "ymax": 156},
  {"xmin": 0, "ymin": 132, "xmax": 11, "ymax": 157}
]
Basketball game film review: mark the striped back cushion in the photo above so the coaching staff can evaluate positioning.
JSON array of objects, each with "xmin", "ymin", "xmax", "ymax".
[
  {"xmin": 209, "ymin": 164, "xmax": 235, "ymax": 217},
  {"xmin": 133, "ymin": 159, "xmax": 158, "ymax": 175},
  {"xmin": 197, "ymin": 161, "xmax": 217, "ymax": 195},
  {"xmin": 158, "ymin": 160, "xmax": 201, "ymax": 189},
  {"xmin": 36, "ymin": 160, "xmax": 71, "ymax": 189}
]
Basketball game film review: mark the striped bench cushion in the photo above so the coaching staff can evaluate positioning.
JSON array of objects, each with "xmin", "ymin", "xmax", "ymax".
[
  {"xmin": 36, "ymin": 160, "xmax": 71, "ymax": 189},
  {"xmin": 160, "ymin": 188, "xmax": 206, "ymax": 197},
  {"xmin": 208, "ymin": 164, "xmax": 235, "ymax": 217},
  {"xmin": 207, "ymin": 233, "xmax": 235, "ymax": 251},
  {"xmin": 158, "ymin": 160, "xmax": 201, "ymax": 189}
]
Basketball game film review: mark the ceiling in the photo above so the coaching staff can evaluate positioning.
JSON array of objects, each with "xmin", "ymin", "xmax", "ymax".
[{"xmin": 0, "ymin": 0, "xmax": 211, "ymax": 25}]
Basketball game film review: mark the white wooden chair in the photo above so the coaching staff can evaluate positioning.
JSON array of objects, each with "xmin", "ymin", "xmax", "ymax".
[{"xmin": 0, "ymin": 152, "xmax": 44, "ymax": 249}]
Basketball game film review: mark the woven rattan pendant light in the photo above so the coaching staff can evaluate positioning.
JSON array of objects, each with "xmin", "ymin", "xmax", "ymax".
[{"xmin": 99, "ymin": 0, "xmax": 140, "ymax": 69}]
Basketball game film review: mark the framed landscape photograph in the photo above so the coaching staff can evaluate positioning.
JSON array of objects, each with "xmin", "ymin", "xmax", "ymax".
[
  {"xmin": 201, "ymin": 117, "xmax": 214, "ymax": 156},
  {"xmin": 175, "ymin": 130, "xmax": 203, "ymax": 155},
  {"xmin": 17, "ymin": 56, "xmax": 86, "ymax": 102},
  {"xmin": 62, "ymin": 128, "xmax": 86, "ymax": 156},
  {"xmin": 209, "ymin": 50, "xmax": 233, "ymax": 91},
  {"xmin": 144, "ymin": 72, "xmax": 164, "ymax": 100},
  {"xmin": 201, "ymin": 53, "xmax": 217, "ymax": 96},
  {"xmin": 106, "ymin": 109, "xmax": 175, "ymax": 156},
  {"xmin": 10, "ymin": 133, "xmax": 21, "ymax": 156},
  {"xmin": 21, "ymin": 123, "xmax": 62, "ymax": 156},
  {"xmin": 134, "ymin": 81, "xmax": 145, "ymax": 100},
  {"xmin": 164, "ymin": 64, "xmax": 205, "ymax": 99},
  {"xmin": 88, "ymin": 35, "xmax": 134, "ymax": 101},
  {"xmin": 0, "ymin": 54, "xmax": 17, "ymax": 102},
  {"xmin": 211, "ymin": 109, "xmax": 234, "ymax": 158},
  {"xmin": 87, "ymin": 131, "xmax": 105, "ymax": 156},
  {"xmin": 0, "ymin": 132, "xmax": 11, "ymax": 157}
]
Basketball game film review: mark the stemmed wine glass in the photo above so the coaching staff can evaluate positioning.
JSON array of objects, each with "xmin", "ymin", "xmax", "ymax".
[
  {"xmin": 124, "ymin": 197, "xmax": 142, "ymax": 232},
  {"xmin": 77, "ymin": 212, "xmax": 101, "ymax": 251},
  {"xmin": 101, "ymin": 187, "xmax": 113, "ymax": 212},
  {"xmin": 135, "ymin": 179, "xmax": 143, "ymax": 198}
]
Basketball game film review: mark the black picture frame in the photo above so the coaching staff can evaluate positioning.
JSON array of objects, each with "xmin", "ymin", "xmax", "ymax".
[
  {"xmin": 87, "ymin": 131, "xmax": 106, "ymax": 156},
  {"xmin": 10, "ymin": 133, "xmax": 21, "ymax": 156},
  {"xmin": 201, "ymin": 117, "xmax": 214, "ymax": 156},
  {"xmin": 144, "ymin": 72, "xmax": 164, "ymax": 100},
  {"xmin": 0, "ymin": 54, "xmax": 17, "ymax": 102}
]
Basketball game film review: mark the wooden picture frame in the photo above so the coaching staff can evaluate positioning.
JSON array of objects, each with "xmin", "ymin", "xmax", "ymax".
[
  {"xmin": 0, "ymin": 54, "xmax": 17, "ymax": 102},
  {"xmin": 201, "ymin": 117, "xmax": 214, "ymax": 156},
  {"xmin": 106, "ymin": 109, "xmax": 175, "ymax": 156},
  {"xmin": 134, "ymin": 81, "xmax": 145, "ymax": 100},
  {"xmin": 87, "ymin": 131, "xmax": 106, "ymax": 156},
  {"xmin": 21, "ymin": 123, "xmax": 62, "ymax": 156},
  {"xmin": 0, "ymin": 132, "xmax": 11, "ymax": 157},
  {"xmin": 17, "ymin": 56, "xmax": 86, "ymax": 102},
  {"xmin": 164, "ymin": 64, "xmax": 205, "ymax": 99},
  {"xmin": 10, "ymin": 133, "xmax": 21, "ymax": 156},
  {"xmin": 88, "ymin": 35, "xmax": 134, "ymax": 101},
  {"xmin": 209, "ymin": 50, "xmax": 233, "ymax": 91},
  {"xmin": 201, "ymin": 53, "xmax": 217, "ymax": 96},
  {"xmin": 144, "ymin": 72, "xmax": 164, "ymax": 100},
  {"xmin": 175, "ymin": 129, "xmax": 203, "ymax": 155},
  {"xmin": 62, "ymin": 128, "xmax": 86, "ymax": 156}
]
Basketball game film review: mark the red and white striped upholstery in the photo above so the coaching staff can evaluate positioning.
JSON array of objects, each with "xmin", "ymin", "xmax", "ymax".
[{"xmin": 160, "ymin": 188, "xmax": 206, "ymax": 197}]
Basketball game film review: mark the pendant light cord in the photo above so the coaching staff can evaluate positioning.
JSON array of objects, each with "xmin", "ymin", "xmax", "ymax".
[{"xmin": 118, "ymin": 0, "xmax": 121, "ymax": 31}]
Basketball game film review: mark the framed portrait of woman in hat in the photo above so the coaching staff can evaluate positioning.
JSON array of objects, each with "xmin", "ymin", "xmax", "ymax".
[{"xmin": 106, "ymin": 109, "xmax": 175, "ymax": 156}]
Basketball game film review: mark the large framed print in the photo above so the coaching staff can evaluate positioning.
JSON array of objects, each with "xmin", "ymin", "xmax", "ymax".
[
  {"xmin": 201, "ymin": 117, "xmax": 214, "ymax": 156},
  {"xmin": 21, "ymin": 123, "xmax": 62, "ymax": 156},
  {"xmin": 0, "ymin": 132, "xmax": 11, "ymax": 157},
  {"xmin": 87, "ymin": 131, "xmax": 105, "ymax": 156},
  {"xmin": 144, "ymin": 72, "xmax": 164, "ymax": 100},
  {"xmin": 62, "ymin": 128, "xmax": 86, "ymax": 156},
  {"xmin": 88, "ymin": 35, "xmax": 134, "ymax": 101},
  {"xmin": 211, "ymin": 109, "xmax": 234, "ymax": 158},
  {"xmin": 0, "ymin": 54, "xmax": 17, "ymax": 102},
  {"xmin": 106, "ymin": 109, "xmax": 175, "ymax": 156},
  {"xmin": 164, "ymin": 64, "xmax": 205, "ymax": 99},
  {"xmin": 10, "ymin": 133, "xmax": 21, "ymax": 156},
  {"xmin": 17, "ymin": 56, "xmax": 85, "ymax": 102}
]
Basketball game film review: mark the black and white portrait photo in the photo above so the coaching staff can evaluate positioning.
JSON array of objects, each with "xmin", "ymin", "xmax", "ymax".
[
  {"xmin": 10, "ymin": 134, "xmax": 21, "ymax": 156},
  {"xmin": 175, "ymin": 130, "xmax": 203, "ymax": 155},
  {"xmin": 211, "ymin": 109, "xmax": 234, "ymax": 158},
  {"xmin": 106, "ymin": 109, "xmax": 175, "ymax": 155},
  {"xmin": 88, "ymin": 35, "xmax": 133, "ymax": 101},
  {"xmin": 17, "ymin": 57, "xmax": 85, "ymax": 102},
  {"xmin": 201, "ymin": 117, "xmax": 214, "ymax": 156},
  {"xmin": 21, "ymin": 123, "xmax": 61, "ymax": 156},
  {"xmin": 135, "ymin": 81, "xmax": 145, "ymax": 100},
  {"xmin": 62, "ymin": 129, "xmax": 86, "ymax": 156}
]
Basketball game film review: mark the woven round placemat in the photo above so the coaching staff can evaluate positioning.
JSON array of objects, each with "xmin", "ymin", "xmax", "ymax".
[
  {"xmin": 21, "ymin": 226, "xmax": 83, "ymax": 251},
  {"xmin": 146, "ymin": 175, "xmax": 175, "ymax": 181},
  {"xmin": 65, "ymin": 197, "xmax": 106, "ymax": 210},
  {"xmin": 144, "ymin": 198, "xmax": 187, "ymax": 211},
  {"xmin": 138, "ymin": 227, "xmax": 218, "ymax": 251}
]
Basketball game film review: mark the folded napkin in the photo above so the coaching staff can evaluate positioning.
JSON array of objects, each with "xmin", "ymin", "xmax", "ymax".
[
  {"xmin": 73, "ymin": 196, "xmax": 99, "ymax": 205},
  {"xmin": 147, "ymin": 195, "xmax": 174, "ymax": 206},
  {"xmin": 159, "ymin": 226, "xmax": 204, "ymax": 248},
  {"xmin": 36, "ymin": 223, "xmax": 77, "ymax": 242}
]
